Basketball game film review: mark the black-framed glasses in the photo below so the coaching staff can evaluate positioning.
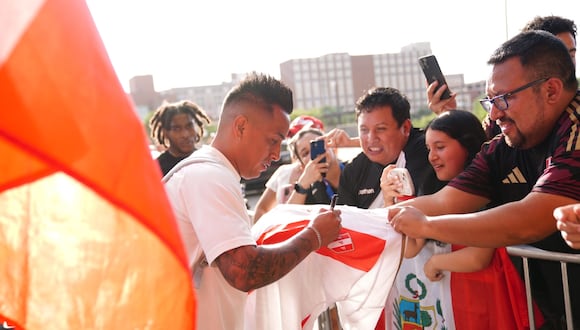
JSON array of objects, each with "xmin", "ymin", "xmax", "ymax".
[{"xmin": 479, "ymin": 78, "xmax": 549, "ymax": 112}]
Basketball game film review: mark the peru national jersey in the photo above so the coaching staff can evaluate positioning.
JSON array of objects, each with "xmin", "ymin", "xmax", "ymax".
[
  {"xmin": 447, "ymin": 91, "xmax": 580, "ymax": 325},
  {"xmin": 448, "ymin": 91, "xmax": 580, "ymax": 252},
  {"xmin": 246, "ymin": 204, "xmax": 402, "ymax": 330}
]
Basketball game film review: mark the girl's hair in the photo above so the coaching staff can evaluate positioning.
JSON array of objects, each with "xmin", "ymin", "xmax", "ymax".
[{"xmin": 426, "ymin": 110, "xmax": 487, "ymax": 165}]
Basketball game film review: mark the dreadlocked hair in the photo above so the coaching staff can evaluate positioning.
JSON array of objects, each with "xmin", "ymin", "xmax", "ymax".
[{"xmin": 149, "ymin": 100, "xmax": 211, "ymax": 148}]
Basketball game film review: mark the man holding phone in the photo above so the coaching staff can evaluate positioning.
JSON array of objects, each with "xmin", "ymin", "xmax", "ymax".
[{"xmin": 425, "ymin": 15, "xmax": 577, "ymax": 139}]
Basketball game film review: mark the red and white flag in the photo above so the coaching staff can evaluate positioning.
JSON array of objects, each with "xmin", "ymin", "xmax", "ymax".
[
  {"xmin": 247, "ymin": 204, "xmax": 402, "ymax": 330},
  {"xmin": 0, "ymin": 0, "xmax": 195, "ymax": 328},
  {"xmin": 385, "ymin": 243, "xmax": 544, "ymax": 330}
]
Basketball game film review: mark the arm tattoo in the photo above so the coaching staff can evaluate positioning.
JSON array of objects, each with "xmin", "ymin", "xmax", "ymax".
[{"xmin": 215, "ymin": 230, "xmax": 317, "ymax": 292}]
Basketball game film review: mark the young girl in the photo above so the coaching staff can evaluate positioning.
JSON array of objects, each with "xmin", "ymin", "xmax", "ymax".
[
  {"xmin": 286, "ymin": 127, "xmax": 343, "ymax": 205},
  {"xmin": 382, "ymin": 110, "xmax": 543, "ymax": 329}
]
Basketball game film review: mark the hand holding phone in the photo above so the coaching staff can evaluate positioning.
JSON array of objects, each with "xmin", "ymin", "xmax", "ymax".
[
  {"xmin": 418, "ymin": 54, "xmax": 451, "ymax": 100},
  {"xmin": 387, "ymin": 168, "xmax": 414, "ymax": 196},
  {"xmin": 310, "ymin": 139, "xmax": 327, "ymax": 177},
  {"xmin": 310, "ymin": 139, "xmax": 326, "ymax": 163}
]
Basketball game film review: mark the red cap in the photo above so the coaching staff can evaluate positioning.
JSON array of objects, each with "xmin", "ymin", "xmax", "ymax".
[{"xmin": 287, "ymin": 115, "xmax": 324, "ymax": 138}]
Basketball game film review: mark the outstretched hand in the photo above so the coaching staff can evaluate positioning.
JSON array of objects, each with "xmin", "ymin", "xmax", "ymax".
[
  {"xmin": 387, "ymin": 206, "xmax": 429, "ymax": 239},
  {"xmin": 554, "ymin": 204, "xmax": 580, "ymax": 249},
  {"xmin": 323, "ymin": 128, "xmax": 360, "ymax": 148}
]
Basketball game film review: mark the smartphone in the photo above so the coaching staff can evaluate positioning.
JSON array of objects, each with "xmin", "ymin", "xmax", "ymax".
[
  {"xmin": 310, "ymin": 139, "xmax": 326, "ymax": 177},
  {"xmin": 418, "ymin": 54, "xmax": 451, "ymax": 100},
  {"xmin": 310, "ymin": 139, "xmax": 326, "ymax": 163},
  {"xmin": 387, "ymin": 168, "xmax": 414, "ymax": 196}
]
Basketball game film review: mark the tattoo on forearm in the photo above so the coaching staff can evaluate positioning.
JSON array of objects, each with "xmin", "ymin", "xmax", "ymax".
[{"xmin": 215, "ymin": 231, "xmax": 316, "ymax": 291}]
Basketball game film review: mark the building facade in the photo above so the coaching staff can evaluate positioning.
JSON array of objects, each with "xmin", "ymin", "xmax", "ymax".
[
  {"xmin": 280, "ymin": 42, "xmax": 482, "ymax": 115},
  {"xmin": 129, "ymin": 43, "xmax": 485, "ymax": 121}
]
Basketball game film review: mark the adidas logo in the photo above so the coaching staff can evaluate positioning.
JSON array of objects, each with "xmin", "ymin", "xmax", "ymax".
[{"xmin": 502, "ymin": 167, "xmax": 527, "ymax": 184}]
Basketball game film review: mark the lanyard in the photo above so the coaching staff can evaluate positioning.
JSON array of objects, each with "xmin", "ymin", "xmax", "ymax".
[{"xmin": 322, "ymin": 162, "xmax": 344, "ymax": 200}]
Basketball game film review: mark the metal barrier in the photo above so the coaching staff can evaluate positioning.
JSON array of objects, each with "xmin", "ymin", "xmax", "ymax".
[
  {"xmin": 317, "ymin": 245, "xmax": 580, "ymax": 330},
  {"xmin": 506, "ymin": 245, "xmax": 580, "ymax": 330}
]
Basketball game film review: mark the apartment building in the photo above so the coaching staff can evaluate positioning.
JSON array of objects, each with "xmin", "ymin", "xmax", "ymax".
[
  {"xmin": 129, "ymin": 75, "xmax": 161, "ymax": 120},
  {"xmin": 129, "ymin": 43, "xmax": 485, "ymax": 121},
  {"xmin": 280, "ymin": 42, "xmax": 481, "ymax": 115}
]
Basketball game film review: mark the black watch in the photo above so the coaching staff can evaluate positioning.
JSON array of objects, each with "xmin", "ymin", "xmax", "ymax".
[{"xmin": 294, "ymin": 182, "xmax": 309, "ymax": 194}]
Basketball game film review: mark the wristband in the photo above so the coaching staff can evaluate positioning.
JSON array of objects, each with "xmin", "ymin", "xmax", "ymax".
[
  {"xmin": 294, "ymin": 182, "xmax": 310, "ymax": 194},
  {"xmin": 307, "ymin": 226, "xmax": 322, "ymax": 250}
]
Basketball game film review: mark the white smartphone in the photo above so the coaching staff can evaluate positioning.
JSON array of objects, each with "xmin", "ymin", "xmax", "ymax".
[{"xmin": 387, "ymin": 168, "xmax": 415, "ymax": 196}]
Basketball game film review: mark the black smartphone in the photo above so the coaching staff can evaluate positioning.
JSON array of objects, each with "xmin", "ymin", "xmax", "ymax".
[
  {"xmin": 310, "ymin": 139, "xmax": 326, "ymax": 163},
  {"xmin": 418, "ymin": 54, "xmax": 451, "ymax": 100},
  {"xmin": 310, "ymin": 139, "xmax": 326, "ymax": 177}
]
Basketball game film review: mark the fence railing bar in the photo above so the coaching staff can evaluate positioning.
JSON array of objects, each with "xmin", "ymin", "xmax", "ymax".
[
  {"xmin": 507, "ymin": 245, "xmax": 580, "ymax": 330},
  {"xmin": 521, "ymin": 257, "xmax": 535, "ymax": 330},
  {"xmin": 561, "ymin": 262, "xmax": 573, "ymax": 330}
]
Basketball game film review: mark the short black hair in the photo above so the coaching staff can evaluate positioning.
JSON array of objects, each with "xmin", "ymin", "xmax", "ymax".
[
  {"xmin": 222, "ymin": 72, "xmax": 294, "ymax": 115},
  {"xmin": 488, "ymin": 30, "xmax": 577, "ymax": 91},
  {"xmin": 522, "ymin": 15, "xmax": 577, "ymax": 41},
  {"xmin": 355, "ymin": 87, "xmax": 411, "ymax": 127}
]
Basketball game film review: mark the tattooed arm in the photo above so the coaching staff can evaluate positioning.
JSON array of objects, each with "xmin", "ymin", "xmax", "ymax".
[{"xmin": 215, "ymin": 209, "xmax": 341, "ymax": 292}]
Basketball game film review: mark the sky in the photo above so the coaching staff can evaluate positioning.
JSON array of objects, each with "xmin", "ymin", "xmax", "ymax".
[{"xmin": 86, "ymin": 0, "xmax": 580, "ymax": 93}]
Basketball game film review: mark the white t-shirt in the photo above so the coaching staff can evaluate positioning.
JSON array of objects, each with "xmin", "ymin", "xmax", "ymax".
[
  {"xmin": 265, "ymin": 162, "xmax": 301, "ymax": 203},
  {"xmin": 164, "ymin": 145, "xmax": 256, "ymax": 330}
]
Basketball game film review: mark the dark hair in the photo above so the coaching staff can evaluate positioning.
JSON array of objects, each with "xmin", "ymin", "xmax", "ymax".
[
  {"xmin": 426, "ymin": 110, "xmax": 487, "ymax": 165},
  {"xmin": 222, "ymin": 72, "xmax": 293, "ymax": 115},
  {"xmin": 522, "ymin": 15, "xmax": 577, "ymax": 41},
  {"xmin": 149, "ymin": 100, "xmax": 211, "ymax": 148},
  {"xmin": 488, "ymin": 30, "xmax": 577, "ymax": 91},
  {"xmin": 355, "ymin": 87, "xmax": 411, "ymax": 127}
]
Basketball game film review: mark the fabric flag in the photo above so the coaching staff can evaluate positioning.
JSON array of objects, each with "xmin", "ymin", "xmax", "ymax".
[
  {"xmin": 384, "ymin": 241, "xmax": 455, "ymax": 330},
  {"xmin": 246, "ymin": 204, "xmax": 403, "ymax": 330},
  {"xmin": 384, "ymin": 242, "xmax": 544, "ymax": 330},
  {"xmin": 0, "ymin": 0, "xmax": 195, "ymax": 329}
]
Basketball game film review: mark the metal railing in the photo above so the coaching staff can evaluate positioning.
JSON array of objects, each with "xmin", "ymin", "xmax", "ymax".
[
  {"xmin": 317, "ymin": 245, "xmax": 580, "ymax": 330},
  {"xmin": 506, "ymin": 245, "xmax": 580, "ymax": 330}
]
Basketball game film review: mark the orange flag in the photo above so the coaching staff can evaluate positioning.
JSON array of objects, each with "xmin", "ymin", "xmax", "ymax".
[{"xmin": 0, "ymin": 0, "xmax": 196, "ymax": 329}]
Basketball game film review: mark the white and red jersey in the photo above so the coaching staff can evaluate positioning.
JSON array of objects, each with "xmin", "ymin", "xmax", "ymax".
[{"xmin": 246, "ymin": 204, "xmax": 403, "ymax": 330}]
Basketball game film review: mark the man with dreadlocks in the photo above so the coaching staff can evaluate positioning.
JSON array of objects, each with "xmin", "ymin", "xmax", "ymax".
[{"xmin": 149, "ymin": 100, "xmax": 211, "ymax": 176}]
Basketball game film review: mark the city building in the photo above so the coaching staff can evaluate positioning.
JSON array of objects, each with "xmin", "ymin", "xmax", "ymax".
[
  {"xmin": 280, "ymin": 42, "xmax": 482, "ymax": 115},
  {"xmin": 129, "ymin": 43, "xmax": 485, "ymax": 122},
  {"xmin": 129, "ymin": 75, "xmax": 160, "ymax": 120}
]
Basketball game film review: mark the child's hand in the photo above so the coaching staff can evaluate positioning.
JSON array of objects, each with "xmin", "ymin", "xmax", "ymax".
[{"xmin": 424, "ymin": 255, "xmax": 445, "ymax": 281}]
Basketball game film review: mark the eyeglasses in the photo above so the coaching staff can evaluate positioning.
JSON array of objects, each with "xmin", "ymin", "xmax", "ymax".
[{"xmin": 479, "ymin": 78, "xmax": 549, "ymax": 112}]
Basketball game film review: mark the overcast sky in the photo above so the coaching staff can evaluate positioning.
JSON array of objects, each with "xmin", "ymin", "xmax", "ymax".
[{"xmin": 86, "ymin": 0, "xmax": 579, "ymax": 92}]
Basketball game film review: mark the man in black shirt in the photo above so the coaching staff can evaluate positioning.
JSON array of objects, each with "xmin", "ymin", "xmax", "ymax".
[
  {"xmin": 149, "ymin": 100, "xmax": 210, "ymax": 176},
  {"xmin": 338, "ymin": 87, "xmax": 445, "ymax": 209}
]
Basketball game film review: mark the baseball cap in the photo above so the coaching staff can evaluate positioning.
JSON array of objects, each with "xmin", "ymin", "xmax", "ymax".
[{"xmin": 287, "ymin": 115, "xmax": 324, "ymax": 138}]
